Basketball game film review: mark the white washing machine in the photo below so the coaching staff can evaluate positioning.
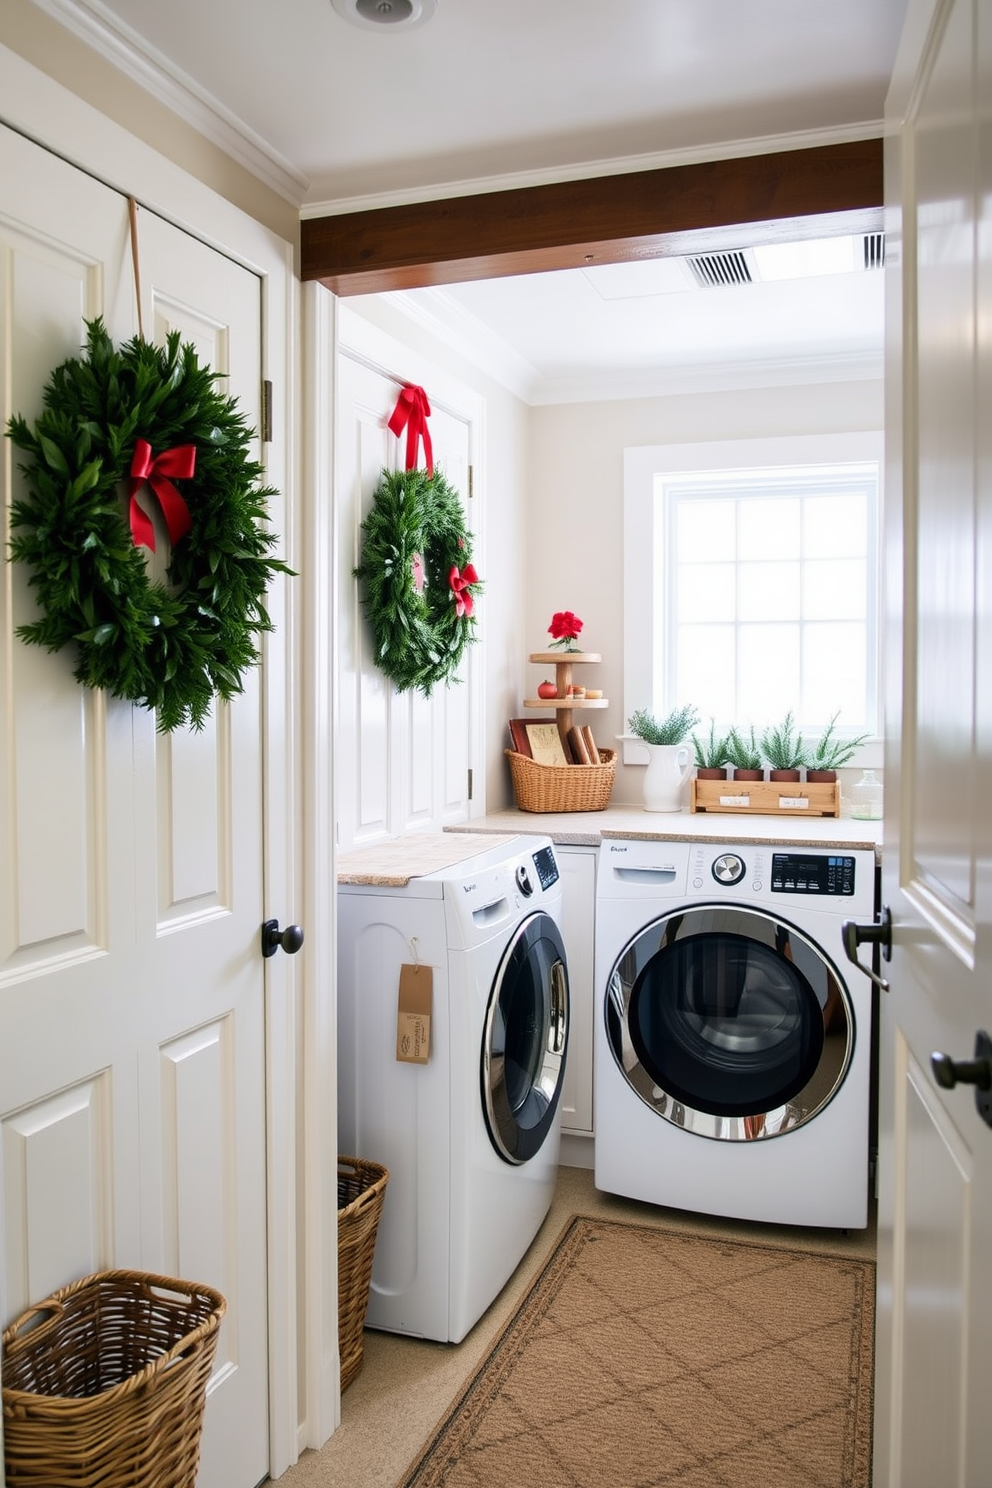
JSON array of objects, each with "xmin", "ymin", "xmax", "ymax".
[
  {"xmin": 594, "ymin": 836, "xmax": 877, "ymax": 1229},
  {"xmin": 337, "ymin": 835, "xmax": 569, "ymax": 1343}
]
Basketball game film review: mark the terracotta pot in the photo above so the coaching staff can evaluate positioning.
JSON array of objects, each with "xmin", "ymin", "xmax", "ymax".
[
  {"xmin": 696, "ymin": 767, "xmax": 727, "ymax": 780},
  {"xmin": 732, "ymin": 768, "xmax": 763, "ymax": 781},
  {"xmin": 769, "ymin": 768, "xmax": 801, "ymax": 782},
  {"xmin": 805, "ymin": 769, "xmax": 837, "ymax": 783}
]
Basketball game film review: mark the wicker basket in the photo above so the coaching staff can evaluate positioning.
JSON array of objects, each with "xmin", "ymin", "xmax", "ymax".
[
  {"xmin": 338, "ymin": 1156, "xmax": 389, "ymax": 1391},
  {"xmin": 506, "ymin": 746, "xmax": 617, "ymax": 813},
  {"xmin": 2, "ymin": 1268, "xmax": 226, "ymax": 1488}
]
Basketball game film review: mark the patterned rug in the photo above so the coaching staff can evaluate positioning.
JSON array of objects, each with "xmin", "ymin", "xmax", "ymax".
[{"xmin": 399, "ymin": 1216, "xmax": 875, "ymax": 1488}]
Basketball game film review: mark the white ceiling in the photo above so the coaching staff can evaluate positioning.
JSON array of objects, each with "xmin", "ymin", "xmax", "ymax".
[{"xmin": 31, "ymin": 0, "xmax": 906, "ymax": 399}]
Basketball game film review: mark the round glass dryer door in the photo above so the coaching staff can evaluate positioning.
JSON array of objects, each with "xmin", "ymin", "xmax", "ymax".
[
  {"xmin": 604, "ymin": 904, "xmax": 854, "ymax": 1141},
  {"xmin": 483, "ymin": 911, "xmax": 569, "ymax": 1165}
]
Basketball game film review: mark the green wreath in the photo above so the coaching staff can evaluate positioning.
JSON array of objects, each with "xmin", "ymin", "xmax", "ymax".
[
  {"xmin": 354, "ymin": 467, "xmax": 481, "ymax": 697},
  {"xmin": 6, "ymin": 319, "xmax": 291, "ymax": 732}
]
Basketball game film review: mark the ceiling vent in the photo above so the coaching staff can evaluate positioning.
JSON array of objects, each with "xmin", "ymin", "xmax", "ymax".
[
  {"xmin": 863, "ymin": 232, "xmax": 885, "ymax": 270},
  {"xmin": 684, "ymin": 250, "xmax": 753, "ymax": 289}
]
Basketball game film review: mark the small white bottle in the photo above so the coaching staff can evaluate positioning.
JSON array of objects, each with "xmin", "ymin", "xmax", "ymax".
[{"xmin": 849, "ymin": 769, "xmax": 883, "ymax": 820}]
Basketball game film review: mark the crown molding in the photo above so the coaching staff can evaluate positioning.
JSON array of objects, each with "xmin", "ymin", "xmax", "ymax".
[
  {"xmin": 528, "ymin": 351, "xmax": 884, "ymax": 406},
  {"xmin": 29, "ymin": 0, "xmax": 309, "ymax": 204},
  {"xmin": 300, "ymin": 120, "xmax": 883, "ymax": 220}
]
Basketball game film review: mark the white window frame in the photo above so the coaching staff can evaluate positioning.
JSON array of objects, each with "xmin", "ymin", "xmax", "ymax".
[{"xmin": 622, "ymin": 431, "xmax": 884, "ymax": 767}]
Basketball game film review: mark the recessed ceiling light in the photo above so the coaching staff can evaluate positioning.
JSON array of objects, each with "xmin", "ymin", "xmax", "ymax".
[{"xmin": 331, "ymin": 0, "xmax": 437, "ymax": 31}]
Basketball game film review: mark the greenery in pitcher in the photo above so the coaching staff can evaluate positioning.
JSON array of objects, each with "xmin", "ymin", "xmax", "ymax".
[{"xmin": 627, "ymin": 704, "xmax": 700, "ymax": 746}]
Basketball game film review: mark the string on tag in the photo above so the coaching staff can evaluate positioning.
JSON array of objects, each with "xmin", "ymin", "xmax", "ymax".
[
  {"xmin": 409, "ymin": 936, "xmax": 420, "ymax": 967},
  {"xmin": 128, "ymin": 197, "xmax": 144, "ymax": 342}
]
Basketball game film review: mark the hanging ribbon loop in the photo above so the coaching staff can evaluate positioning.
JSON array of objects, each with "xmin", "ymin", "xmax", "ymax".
[
  {"xmin": 128, "ymin": 438, "xmax": 196, "ymax": 552},
  {"xmin": 387, "ymin": 384, "xmax": 434, "ymax": 475}
]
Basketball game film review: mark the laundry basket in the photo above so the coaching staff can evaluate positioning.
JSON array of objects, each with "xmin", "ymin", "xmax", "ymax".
[
  {"xmin": 338, "ymin": 1156, "xmax": 389, "ymax": 1391},
  {"xmin": 1, "ymin": 1268, "xmax": 226, "ymax": 1488}
]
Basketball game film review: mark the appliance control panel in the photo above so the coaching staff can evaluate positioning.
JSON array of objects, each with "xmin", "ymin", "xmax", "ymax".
[
  {"xmin": 531, "ymin": 844, "xmax": 560, "ymax": 892},
  {"xmin": 770, "ymin": 852, "xmax": 856, "ymax": 895}
]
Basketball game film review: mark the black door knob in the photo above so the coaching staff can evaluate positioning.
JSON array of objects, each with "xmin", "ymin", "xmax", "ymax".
[
  {"xmin": 931, "ymin": 1032, "xmax": 992, "ymax": 1129},
  {"xmin": 841, "ymin": 905, "xmax": 892, "ymax": 992},
  {"xmin": 261, "ymin": 919, "xmax": 305, "ymax": 958}
]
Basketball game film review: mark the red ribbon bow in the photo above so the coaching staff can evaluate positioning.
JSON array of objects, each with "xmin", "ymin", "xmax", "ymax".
[
  {"xmin": 128, "ymin": 438, "xmax": 196, "ymax": 552},
  {"xmin": 387, "ymin": 384, "xmax": 433, "ymax": 475},
  {"xmin": 449, "ymin": 563, "xmax": 479, "ymax": 619}
]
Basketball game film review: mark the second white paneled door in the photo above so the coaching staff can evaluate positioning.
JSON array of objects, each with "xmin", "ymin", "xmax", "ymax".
[
  {"xmin": 335, "ymin": 307, "xmax": 477, "ymax": 851},
  {"xmin": 0, "ymin": 125, "xmax": 269, "ymax": 1488}
]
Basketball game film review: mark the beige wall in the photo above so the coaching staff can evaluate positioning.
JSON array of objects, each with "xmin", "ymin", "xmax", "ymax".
[
  {"xmin": 0, "ymin": 0, "xmax": 299, "ymax": 245},
  {"xmin": 527, "ymin": 378, "xmax": 885, "ymax": 806}
]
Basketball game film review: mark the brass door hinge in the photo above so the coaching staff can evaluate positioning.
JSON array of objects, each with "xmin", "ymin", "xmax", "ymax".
[{"xmin": 261, "ymin": 380, "xmax": 273, "ymax": 443}]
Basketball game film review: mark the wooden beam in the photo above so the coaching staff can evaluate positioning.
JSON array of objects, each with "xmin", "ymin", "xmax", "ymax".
[{"xmin": 301, "ymin": 139, "xmax": 883, "ymax": 295}]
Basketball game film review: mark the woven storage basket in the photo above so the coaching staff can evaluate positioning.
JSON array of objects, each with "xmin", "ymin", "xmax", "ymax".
[
  {"xmin": 338, "ymin": 1156, "xmax": 389, "ymax": 1391},
  {"xmin": 505, "ymin": 746, "xmax": 617, "ymax": 813},
  {"xmin": 2, "ymin": 1268, "xmax": 226, "ymax": 1488}
]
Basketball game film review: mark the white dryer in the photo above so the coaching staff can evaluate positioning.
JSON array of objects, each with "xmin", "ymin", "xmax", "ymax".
[
  {"xmin": 337, "ymin": 835, "xmax": 569, "ymax": 1343},
  {"xmin": 594, "ymin": 836, "xmax": 876, "ymax": 1229}
]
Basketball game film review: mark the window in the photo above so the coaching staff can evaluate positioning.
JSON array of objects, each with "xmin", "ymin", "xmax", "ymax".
[{"xmin": 624, "ymin": 432, "xmax": 883, "ymax": 750}]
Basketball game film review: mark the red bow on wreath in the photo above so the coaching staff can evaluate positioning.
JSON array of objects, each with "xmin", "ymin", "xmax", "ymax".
[
  {"xmin": 449, "ymin": 562, "xmax": 479, "ymax": 619},
  {"xmin": 388, "ymin": 384, "xmax": 433, "ymax": 475},
  {"xmin": 129, "ymin": 438, "xmax": 195, "ymax": 552}
]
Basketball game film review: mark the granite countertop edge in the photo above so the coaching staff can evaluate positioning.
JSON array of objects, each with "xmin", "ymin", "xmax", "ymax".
[{"xmin": 445, "ymin": 808, "xmax": 883, "ymax": 859}]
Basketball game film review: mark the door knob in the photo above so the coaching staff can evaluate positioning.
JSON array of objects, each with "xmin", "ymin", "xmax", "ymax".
[
  {"xmin": 261, "ymin": 919, "xmax": 305, "ymax": 958},
  {"xmin": 931, "ymin": 1032, "xmax": 992, "ymax": 1129},
  {"xmin": 841, "ymin": 905, "xmax": 892, "ymax": 992}
]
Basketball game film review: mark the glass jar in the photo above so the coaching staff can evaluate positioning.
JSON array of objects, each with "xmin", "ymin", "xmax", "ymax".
[{"xmin": 849, "ymin": 769, "xmax": 883, "ymax": 820}]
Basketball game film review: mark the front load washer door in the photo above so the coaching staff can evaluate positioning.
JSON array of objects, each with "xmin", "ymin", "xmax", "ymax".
[
  {"xmin": 483, "ymin": 911, "xmax": 569, "ymax": 1165},
  {"xmin": 604, "ymin": 905, "xmax": 854, "ymax": 1141}
]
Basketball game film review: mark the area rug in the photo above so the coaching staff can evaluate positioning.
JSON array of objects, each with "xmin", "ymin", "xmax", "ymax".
[{"xmin": 398, "ymin": 1216, "xmax": 874, "ymax": 1488}]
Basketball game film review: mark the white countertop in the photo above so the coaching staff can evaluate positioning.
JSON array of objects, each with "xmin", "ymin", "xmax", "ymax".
[{"xmin": 446, "ymin": 807, "xmax": 883, "ymax": 856}]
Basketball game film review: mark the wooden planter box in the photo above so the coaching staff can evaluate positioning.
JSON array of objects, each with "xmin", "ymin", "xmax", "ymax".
[{"xmin": 691, "ymin": 777, "xmax": 841, "ymax": 817}]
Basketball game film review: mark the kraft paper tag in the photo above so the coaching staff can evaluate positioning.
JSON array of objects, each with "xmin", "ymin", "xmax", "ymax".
[{"xmin": 396, "ymin": 963, "xmax": 432, "ymax": 1064}]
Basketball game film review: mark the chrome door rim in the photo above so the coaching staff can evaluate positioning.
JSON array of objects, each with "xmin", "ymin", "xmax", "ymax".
[
  {"xmin": 483, "ymin": 911, "xmax": 569, "ymax": 1164},
  {"xmin": 604, "ymin": 903, "xmax": 855, "ymax": 1142}
]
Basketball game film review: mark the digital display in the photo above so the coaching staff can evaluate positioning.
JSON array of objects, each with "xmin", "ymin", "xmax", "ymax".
[
  {"xmin": 532, "ymin": 845, "xmax": 559, "ymax": 890},
  {"xmin": 770, "ymin": 853, "xmax": 855, "ymax": 895}
]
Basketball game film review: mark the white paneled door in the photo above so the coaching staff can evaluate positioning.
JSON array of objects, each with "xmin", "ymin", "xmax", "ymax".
[
  {"xmin": 335, "ymin": 318, "xmax": 475, "ymax": 851},
  {"xmin": 0, "ymin": 126, "xmax": 268, "ymax": 1488},
  {"xmin": 875, "ymin": 1, "xmax": 992, "ymax": 1484}
]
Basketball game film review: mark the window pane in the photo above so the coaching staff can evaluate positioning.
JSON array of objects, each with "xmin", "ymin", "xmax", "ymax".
[
  {"xmin": 802, "ymin": 624, "xmax": 867, "ymax": 726},
  {"xmin": 803, "ymin": 559, "xmax": 867, "ymax": 620},
  {"xmin": 677, "ymin": 498, "xmax": 736, "ymax": 561},
  {"xmin": 676, "ymin": 625, "xmax": 736, "ymax": 720},
  {"xmin": 739, "ymin": 561, "xmax": 800, "ymax": 621},
  {"xmin": 739, "ymin": 498, "xmax": 800, "ymax": 560},
  {"xmin": 739, "ymin": 623, "xmax": 800, "ymax": 719},
  {"xmin": 678, "ymin": 563, "xmax": 736, "ymax": 622},
  {"xmin": 804, "ymin": 493, "xmax": 868, "ymax": 557}
]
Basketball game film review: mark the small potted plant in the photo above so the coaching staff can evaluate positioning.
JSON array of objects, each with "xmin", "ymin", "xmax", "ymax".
[
  {"xmin": 724, "ymin": 725, "xmax": 764, "ymax": 781},
  {"xmin": 804, "ymin": 712, "xmax": 871, "ymax": 782},
  {"xmin": 692, "ymin": 719, "xmax": 729, "ymax": 780},
  {"xmin": 626, "ymin": 705, "xmax": 700, "ymax": 812},
  {"xmin": 760, "ymin": 711, "xmax": 808, "ymax": 782}
]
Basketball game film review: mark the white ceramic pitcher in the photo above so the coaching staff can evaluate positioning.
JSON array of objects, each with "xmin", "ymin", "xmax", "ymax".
[{"xmin": 642, "ymin": 743, "xmax": 692, "ymax": 812}]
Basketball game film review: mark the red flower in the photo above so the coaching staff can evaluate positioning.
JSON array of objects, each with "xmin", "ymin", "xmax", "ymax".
[{"xmin": 549, "ymin": 610, "xmax": 583, "ymax": 642}]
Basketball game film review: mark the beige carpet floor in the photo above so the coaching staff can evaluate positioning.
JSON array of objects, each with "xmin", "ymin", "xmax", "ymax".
[{"xmin": 272, "ymin": 1165, "xmax": 876, "ymax": 1488}]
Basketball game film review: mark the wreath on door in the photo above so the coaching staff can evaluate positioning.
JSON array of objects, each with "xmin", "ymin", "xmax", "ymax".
[
  {"xmin": 354, "ymin": 467, "xmax": 481, "ymax": 697},
  {"xmin": 6, "ymin": 318, "xmax": 291, "ymax": 732}
]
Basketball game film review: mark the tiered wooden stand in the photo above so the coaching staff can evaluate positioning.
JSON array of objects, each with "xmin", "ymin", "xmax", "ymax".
[
  {"xmin": 524, "ymin": 651, "xmax": 608, "ymax": 754},
  {"xmin": 691, "ymin": 777, "xmax": 841, "ymax": 817},
  {"xmin": 508, "ymin": 650, "xmax": 616, "ymax": 812}
]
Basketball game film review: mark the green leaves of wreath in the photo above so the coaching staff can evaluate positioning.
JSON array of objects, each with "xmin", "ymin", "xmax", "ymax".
[
  {"xmin": 6, "ymin": 318, "xmax": 292, "ymax": 732},
  {"xmin": 354, "ymin": 468, "xmax": 481, "ymax": 697}
]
